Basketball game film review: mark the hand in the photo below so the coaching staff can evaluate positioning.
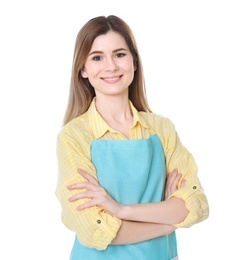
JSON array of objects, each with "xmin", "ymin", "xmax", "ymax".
[
  {"xmin": 165, "ymin": 168, "xmax": 186, "ymax": 199},
  {"xmin": 67, "ymin": 168, "xmax": 123, "ymax": 217}
]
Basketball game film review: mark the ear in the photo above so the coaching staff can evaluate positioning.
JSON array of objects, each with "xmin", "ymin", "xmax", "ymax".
[
  {"xmin": 134, "ymin": 59, "xmax": 137, "ymax": 71},
  {"xmin": 81, "ymin": 69, "xmax": 88, "ymax": 78}
]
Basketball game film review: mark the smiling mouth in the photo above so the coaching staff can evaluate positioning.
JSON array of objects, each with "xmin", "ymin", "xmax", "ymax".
[{"xmin": 101, "ymin": 75, "xmax": 122, "ymax": 83}]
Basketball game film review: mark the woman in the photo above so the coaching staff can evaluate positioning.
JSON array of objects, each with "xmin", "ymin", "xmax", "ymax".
[{"xmin": 56, "ymin": 15, "xmax": 209, "ymax": 260}]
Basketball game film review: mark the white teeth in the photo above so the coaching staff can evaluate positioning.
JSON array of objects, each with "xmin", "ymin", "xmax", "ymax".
[{"xmin": 104, "ymin": 77, "xmax": 119, "ymax": 81}]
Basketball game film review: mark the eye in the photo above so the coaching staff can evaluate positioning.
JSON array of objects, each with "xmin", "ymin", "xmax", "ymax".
[
  {"xmin": 92, "ymin": 55, "xmax": 102, "ymax": 61},
  {"xmin": 115, "ymin": 53, "xmax": 126, "ymax": 58}
]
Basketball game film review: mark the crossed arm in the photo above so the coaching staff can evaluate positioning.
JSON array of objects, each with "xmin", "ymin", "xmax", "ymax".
[
  {"xmin": 67, "ymin": 168, "xmax": 188, "ymax": 245},
  {"xmin": 57, "ymin": 119, "xmax": 209, "ymax": 249}
]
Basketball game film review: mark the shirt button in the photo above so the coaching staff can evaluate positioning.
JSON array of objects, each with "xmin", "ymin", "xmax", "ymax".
[
  {"xmin": 97, "ymin": 220, "xmax": 101, "ymax": 224},
  {"xmin": 193, "ymin": 186, "xmax": 197, "ymax": 189}
]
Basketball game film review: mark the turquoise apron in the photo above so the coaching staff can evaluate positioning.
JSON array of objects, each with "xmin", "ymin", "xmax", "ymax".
[{"xmin": 70, "ymin": 134, "xmax": 178, "ymax": 260}]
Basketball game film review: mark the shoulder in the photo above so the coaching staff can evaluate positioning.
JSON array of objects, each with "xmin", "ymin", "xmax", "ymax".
[
  {"xmin": 57, "ymin": 112, "xmax": 91, "ymax": 144},
  {"xmin": 139, "ymin": 111, "xmax": 179, "ymax": 150},
  {"xmin": 139, "ymin": 111, "xmax": 176, "ymax": 133}
]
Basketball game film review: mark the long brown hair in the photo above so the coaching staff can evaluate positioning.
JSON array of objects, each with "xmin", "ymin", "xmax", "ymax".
[{"xmin": 63, "ymin": 15, "xmax": 151, "ymax": 125}]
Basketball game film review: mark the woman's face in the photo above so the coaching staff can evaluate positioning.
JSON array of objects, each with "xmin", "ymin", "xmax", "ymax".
[{"xmin": 82, "ymin": 31, "xmax": 135, "ymax": 98}]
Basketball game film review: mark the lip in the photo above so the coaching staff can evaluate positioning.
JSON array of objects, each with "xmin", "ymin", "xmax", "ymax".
[{"xmin": 101, "ymin": 75, "xmax": 123, "ymax": 83}]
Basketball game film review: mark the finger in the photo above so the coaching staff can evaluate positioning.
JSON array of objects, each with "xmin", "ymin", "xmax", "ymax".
[
  {"xmin": 168, "ymin": 168, "xmax": 178, "ymax": 178},
  {"xmin": 165, "ymin": 169, "xmax": 177, "ymax": 198},
  {"xmin": 76, "ymin": 200, "xmax": 97, "ymax": 211},
  {"xmin": 170, "ymin": 173, "xmax": 182, "ymax": 193},
  {"xmin": 165, "ymin": 169, "xmax": 183, "ymax": 198},
  {"xmin": 77, "ymin": 168, "xmax": 98, "ymax": 185},
  {"xmin": 67, "ymin": 181, "xmax": 95, "ymax": 190},
  {"xmin": 180, "ymin": 179, "xmax": 186, "ymax": 189},
  {"xmin": 69, "ymin": 191, "xmax": 94, "ymax": 202},
  {"xmin": 166, "ymin": 169, "xmax": 178, "ymax": 186},
  {"xmin": 166, "ymin": 169, "xmax": 178, "ymax": 192}
]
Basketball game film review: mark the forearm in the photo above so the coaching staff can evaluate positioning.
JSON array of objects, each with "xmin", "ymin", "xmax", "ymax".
[
  {"xmin": 118, "ymin": 197, "xmax": 189, "ymax": 225},
  {"xmin": 111, "ymin": 220, "xmax": 176, "ymax": 245}
]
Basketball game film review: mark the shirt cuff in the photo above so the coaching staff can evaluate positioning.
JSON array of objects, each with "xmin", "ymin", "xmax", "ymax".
[
  {"xmin": 168, "ymin": 183, "xmax": 202, "ymax": 228},
  {"xmin": 93, "ymin": 210, "xmax": 122, "ymax": 250},
  {"xmin": 75, "ymin": 209, "xmax": 122, "ymax": 251}
]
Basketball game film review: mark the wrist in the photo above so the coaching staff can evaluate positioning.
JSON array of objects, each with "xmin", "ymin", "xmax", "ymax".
[{"xmin": 117, "ymin": 204, "xmax": 131, "ymax": 220}]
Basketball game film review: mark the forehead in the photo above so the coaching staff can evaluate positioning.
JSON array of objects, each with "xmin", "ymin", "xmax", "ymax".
[{"xmin": 90, "ymin": 31, "xmax": 129, "ymax": 51}]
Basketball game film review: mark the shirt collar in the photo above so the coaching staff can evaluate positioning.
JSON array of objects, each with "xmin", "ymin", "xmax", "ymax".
[
  {"xmin": 130, "ymin": 102, "xmax": 149, "ymax": 130},
  {"xmin": 87, "ymin": 98, "xmax": 149, "ymax": 139}
]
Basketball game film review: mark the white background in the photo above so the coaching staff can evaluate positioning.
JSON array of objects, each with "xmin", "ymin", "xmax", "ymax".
[{"xmin": 0, "ymin": 1, "xmax": 245, "ymax": 259}]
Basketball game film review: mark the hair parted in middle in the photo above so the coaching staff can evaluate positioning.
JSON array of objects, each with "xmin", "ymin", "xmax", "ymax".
[{"xmin": 63, "ymin": 15, "xmax": 151, "ymax": 125}]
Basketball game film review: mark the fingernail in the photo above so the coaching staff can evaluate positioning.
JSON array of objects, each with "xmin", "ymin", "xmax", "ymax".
[{"xmin": 78, "ymin": 168, "xmax": 84, "ymax": 174}]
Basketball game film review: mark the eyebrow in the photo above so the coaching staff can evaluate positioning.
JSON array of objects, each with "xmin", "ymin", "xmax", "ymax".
[{"xmin": 89, "ymin": 48, "xmax": 128, "ymax": 56}]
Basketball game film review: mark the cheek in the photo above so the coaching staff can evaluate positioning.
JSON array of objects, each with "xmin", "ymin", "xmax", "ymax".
[
  {"xmin": 84, "ymin": 68, "xmax": 97, "ymax": 79},
  {"xmin": 123, "ymin": 57, "xmax": 135, "ymax": 72},
  {"xmin": 120, "ymin": 62, "xmax": 133, "ymax": 73},
  {"xmin": 87, "ymin": 64, "xmax": 103, "ymax": 77}
]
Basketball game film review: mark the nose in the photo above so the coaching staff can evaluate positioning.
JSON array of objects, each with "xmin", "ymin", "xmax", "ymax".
[{"xmin": 105, "ymin": 57, "xmax": 119, "ymax": 71}]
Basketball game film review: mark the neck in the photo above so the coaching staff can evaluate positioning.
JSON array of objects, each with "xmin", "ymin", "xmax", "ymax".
[
  {"xmin": 95, "ymin": 95, "xmax": 132, "ymax": 123},
  {"xmin": 94, "ymin": 94, "xmax": 134, "ymax": 138}
]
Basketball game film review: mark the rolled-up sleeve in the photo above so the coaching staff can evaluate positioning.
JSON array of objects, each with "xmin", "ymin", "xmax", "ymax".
[
  {"xmin": 161, "ymin": 118, "xmax": 209, "ymax": 228},
  {"xmin": 55, "ymin": 128, "xmax": 122, "ymax": 250}
]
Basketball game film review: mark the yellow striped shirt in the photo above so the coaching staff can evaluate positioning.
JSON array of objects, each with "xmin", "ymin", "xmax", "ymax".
[{"xmin": 56, "ymin": 98, "xmax": 209, "ymax": 250}]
